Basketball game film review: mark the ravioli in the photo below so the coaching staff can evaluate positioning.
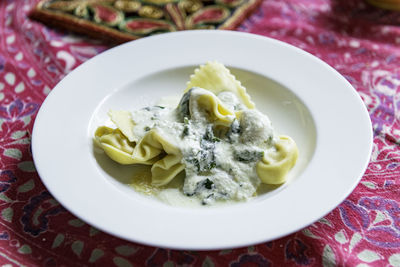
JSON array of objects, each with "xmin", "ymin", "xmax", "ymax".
[{"xmin": 94, "ymin": 61, "xmax": 298, "ymax": 206}]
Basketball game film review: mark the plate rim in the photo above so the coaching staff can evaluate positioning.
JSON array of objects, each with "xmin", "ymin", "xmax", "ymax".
[{"xmin": 32, "ymin": 30, "xmax": 373, "ymax": 250}]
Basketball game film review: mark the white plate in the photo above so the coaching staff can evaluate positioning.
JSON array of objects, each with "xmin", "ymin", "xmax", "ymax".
[{"xmin": 32, "ymin": 30, "xmax": 372, "ymax": 250}]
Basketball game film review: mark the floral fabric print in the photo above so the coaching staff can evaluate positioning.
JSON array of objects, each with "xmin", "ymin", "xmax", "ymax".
[{"xmin": 0, "ymin": 0, "xmax": 399, "ymax": 266}]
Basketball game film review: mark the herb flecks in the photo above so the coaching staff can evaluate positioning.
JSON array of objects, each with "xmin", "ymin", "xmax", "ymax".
[
  {"xmin": 186, "ymin": 150, "xmax": 216, "ymax": 173},
  {"xmin": 185, "ymin": 124, "xmax": 220, "ymax": 172},
  {"xmin": 234, "ymin": 150, "xmax": 264, "ymax": 163},
  {"xmin": 201, "ymin": 193, "xmax": 215, "ymax": 205},
  {"xmin": 184, "ymin": 178, "xmax": 215, "ymax": 200},
  {"xmin": 266, "ymin": 136, "xmax": 273, "ymax": 146},
  {"xmin": 204, "ymin": 125, "xmax": 220, "ymax": 142},
  {"xmin": 144, "ymin": 105, "xmax": 165, "ymax": 111},
  {"xmin": 204, "ymin": 178, "xmax": 214, "ymax": 189},
  {"xmin": 182, "ymin": 117, "xmax": 190, "ymax": 138},
  {"xmin": 182, "ymin": 126, "xmax": 189, "ymax": 137},
  {"xmin": 178, "ymin": 89, "xmax": 192, "ymax": 121},
  {"xmin": 227, "ymin": 119, "xmax": 241, "ymax": 142}
]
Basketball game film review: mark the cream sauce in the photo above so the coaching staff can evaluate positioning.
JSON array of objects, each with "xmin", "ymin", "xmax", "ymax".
[{"xmin": 129, "ymin": 88, "xmax": 277, "ymax": 205}]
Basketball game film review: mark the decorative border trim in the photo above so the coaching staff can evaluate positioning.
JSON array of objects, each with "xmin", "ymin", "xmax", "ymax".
[{"xmin": 29, "ymin": 0, "xmax": 262, "ymax": 44}]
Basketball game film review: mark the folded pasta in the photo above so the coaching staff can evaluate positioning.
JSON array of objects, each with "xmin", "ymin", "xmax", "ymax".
[
  {"xmin": 94, "ymin": 61, "xmax": 298, "ymax": 205},
  {"xmin": 186, "ymin": 61, "xmax": 255, "ymax": 109}
]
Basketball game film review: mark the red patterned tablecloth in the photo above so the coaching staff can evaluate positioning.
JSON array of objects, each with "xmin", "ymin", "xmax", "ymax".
[{"xmin": 1, "ymin": 0, "xmax": 400, "ymax": 266}]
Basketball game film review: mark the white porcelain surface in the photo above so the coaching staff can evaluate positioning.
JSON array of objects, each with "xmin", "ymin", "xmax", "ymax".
[{"xmin": 32, "ymin": 30, "xmax": 372, "ymax": 250}]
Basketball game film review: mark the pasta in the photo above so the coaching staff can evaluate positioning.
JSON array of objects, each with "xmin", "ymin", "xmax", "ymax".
[
  {"xmin": 94, "ymin": 61, "xmax": 298, "ymax": 205},
  {"xmin": 186, "ymin": 61, "xmax": 255, "ymax": 109}
]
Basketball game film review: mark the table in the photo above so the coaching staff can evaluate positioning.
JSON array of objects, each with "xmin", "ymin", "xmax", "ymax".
[{"xmin": 0, "ymin": 0, "xmax": 399, "ymax": 266}]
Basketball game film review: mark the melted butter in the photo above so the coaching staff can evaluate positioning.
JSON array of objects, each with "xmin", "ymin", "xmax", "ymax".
[
  {"xmin": 254, "ymin": 183, "xmax": 281, "ymax": 196},
  {"xmin": 130, "ymin": 167, "xmax": 185, "ymax": 196},
  {"xmin": 130, "ymin": 166, "xmax": 158, "ymax": 195}
]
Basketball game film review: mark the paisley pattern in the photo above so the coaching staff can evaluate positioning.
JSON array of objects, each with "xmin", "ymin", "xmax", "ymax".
[
  {"xmin": 0, "ymin": 0, "xmax": 400, "ymax": 266},
  {"xmin": 21, "ymin": 191, "xmax": 66, "ymax": 236}
]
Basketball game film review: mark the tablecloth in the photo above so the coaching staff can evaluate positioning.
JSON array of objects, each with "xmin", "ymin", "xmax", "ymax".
[{"xmin": 1, "ymin": 0, "xmax": 400, "ymax": 266}]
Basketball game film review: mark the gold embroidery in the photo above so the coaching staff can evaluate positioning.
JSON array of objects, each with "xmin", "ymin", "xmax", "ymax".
[
  {"xmin": 114, "ymin": 0, "xmax": 141, "ymax": 12},
  {"xmin": 179, "ymin": 0, "xmax": 203, "ymax": 13},
  {"xmin": 138, "ymin": 6, "xmax": 164, "ymax": 19},
  {"xmin": 141, "ymin": 0, "xmax": 179, "ymax": 5}
]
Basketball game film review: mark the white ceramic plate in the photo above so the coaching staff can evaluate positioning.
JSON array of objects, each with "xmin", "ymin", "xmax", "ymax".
[{"xmin": 32, "ymin": 30, "xmax": 372, "ymax": 250}]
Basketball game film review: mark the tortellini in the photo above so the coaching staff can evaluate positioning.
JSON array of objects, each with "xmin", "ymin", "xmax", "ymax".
[
  {"xmin": 95, "ymin": 127, "xmax": 141, "ymax": 165},
  {"xmin": 186, "ymin": 61, "xmax": 255, "ymax": 109},
  {"xmin": 108, "ymin": 110, "xmax": 136, "ymax": 142},
  {"xmin": 95, "ymin": 126, "xmax": 184, "ymax": 186},
  {"xmin": 257, "ymin": 136, "xmax": 298, "ymax": 184},
  {"xmin": 94, "ymin": 61, "xmax": 299, "ymax": 204},
  {"xmin": 179, "ymin": 88, "xmax": 235, "ymax": 125}
]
